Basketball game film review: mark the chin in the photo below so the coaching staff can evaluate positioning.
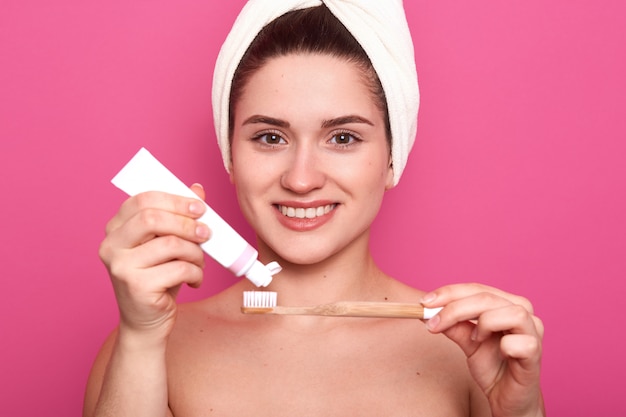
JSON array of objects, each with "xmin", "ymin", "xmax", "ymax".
[
  {"xmin": 276, "ymin": 251, "xmax": 330, "ymax": 267},
  {"xmin": 263, "ymin": 241, "xmax": 338, "ymax": 267}
]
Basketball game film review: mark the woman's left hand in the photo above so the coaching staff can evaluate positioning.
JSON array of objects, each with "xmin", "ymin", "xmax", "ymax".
[{"xmin": 421, "ymin": 283, "xmax": 545, "ymax": 417}]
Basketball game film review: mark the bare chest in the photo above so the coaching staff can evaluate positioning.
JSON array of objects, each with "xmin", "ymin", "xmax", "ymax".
[{"xmin": 166, "ymin": 318, "xmax": 472, "ymax": 416}]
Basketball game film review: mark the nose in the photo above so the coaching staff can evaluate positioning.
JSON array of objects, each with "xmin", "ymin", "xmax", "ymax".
[{"xmin": 280, "ymin": 142, "xmax": 326, "ymax": 193}]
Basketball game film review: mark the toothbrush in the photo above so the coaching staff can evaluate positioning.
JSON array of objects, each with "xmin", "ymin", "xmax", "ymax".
[{"xmin": 241, "ymin": 291, "xmax": 442, "ymax": 320}]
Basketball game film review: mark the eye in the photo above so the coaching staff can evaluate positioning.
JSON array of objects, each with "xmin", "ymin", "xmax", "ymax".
[
  {"xmin": 254, "ymin": 131, "xmax": 286, "ymax": 145},
  {"xmin": 329, "ymin": 131, "xmax": 361, "ymax": 146}
]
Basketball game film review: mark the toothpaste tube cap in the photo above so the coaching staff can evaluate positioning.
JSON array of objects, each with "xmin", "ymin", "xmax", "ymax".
[{"xmin": 244, "ymin": 260, "xmax": 282, "ymax": 287}]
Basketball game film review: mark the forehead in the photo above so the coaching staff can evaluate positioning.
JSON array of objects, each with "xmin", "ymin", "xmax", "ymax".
[{"xmin": 234, "ymin": 53, "xmax": 381, "ymax": 122}]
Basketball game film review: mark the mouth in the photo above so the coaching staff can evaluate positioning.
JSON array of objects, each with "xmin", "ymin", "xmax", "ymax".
[{"xmin": 276, "ymin": 203, "xmax": 337, "ymax": 219}]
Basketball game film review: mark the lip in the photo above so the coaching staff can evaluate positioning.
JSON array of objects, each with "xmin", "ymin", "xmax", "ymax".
[{"xmin": 273, "ymin": 200, "xmax": 338, "ymax": 231}]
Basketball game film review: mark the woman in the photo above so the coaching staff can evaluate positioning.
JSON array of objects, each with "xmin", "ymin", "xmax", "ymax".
[{"xmin": 84, "ymin": 2, "xmax": 544, "ymax": 416}]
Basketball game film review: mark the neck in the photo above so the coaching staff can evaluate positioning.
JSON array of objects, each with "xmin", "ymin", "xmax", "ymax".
[{"xmin": 256, "ymin": 233, "xmax": 391, "ymax": 306}]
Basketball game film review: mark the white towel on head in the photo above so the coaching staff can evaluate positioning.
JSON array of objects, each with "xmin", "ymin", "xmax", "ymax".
[{"xmin": 212, "ymin": 0, "xmax": 419, "ymax": 186}]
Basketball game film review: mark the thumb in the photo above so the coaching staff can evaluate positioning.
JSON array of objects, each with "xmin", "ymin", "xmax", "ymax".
[{"xmin": 190, "ymin": 183, "xmax": 206, "ymax": 201}]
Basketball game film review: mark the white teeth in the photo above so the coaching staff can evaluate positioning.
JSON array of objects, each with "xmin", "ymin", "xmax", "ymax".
[{"xmin": 279, "ymin": 204, "xmax": 336, "ymax": 219}]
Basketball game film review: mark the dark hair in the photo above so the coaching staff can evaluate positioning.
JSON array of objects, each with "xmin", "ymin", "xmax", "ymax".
[{"xmin": 229, "ymin": 5, "xmax": 391, "ymax": 142}]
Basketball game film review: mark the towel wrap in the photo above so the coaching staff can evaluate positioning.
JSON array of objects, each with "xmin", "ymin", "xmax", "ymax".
[{"xmin": 212, "ymin": 0, "xmax": 419, "ymax": 186}]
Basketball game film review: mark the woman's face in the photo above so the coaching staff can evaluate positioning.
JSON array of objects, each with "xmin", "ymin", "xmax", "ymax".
[{"xmin": 230, "ymin": 53, "xmax": 393, "ymax": 265}]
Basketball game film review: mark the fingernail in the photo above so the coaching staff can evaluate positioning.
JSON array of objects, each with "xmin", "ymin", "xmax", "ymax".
[
  {"xmin": 425, "ymin": 314, "xmax": 440, "ymax": 331},
  {"xmin": 195, "ymin": 224, "xmax": 210, "ymax": 239},
  {"xmin": 421, "ymin": 292, "xmax": 437, "ymax": 304},
  {"xmin": 189, "ymin": 201, "xmax": 205, "ymax": 214},
  {"xmin": 192, "ymin": 183, "xmax": 204, "ymax": 190}
]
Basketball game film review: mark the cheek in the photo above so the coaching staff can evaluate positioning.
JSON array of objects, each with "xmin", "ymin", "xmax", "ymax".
[
  {"xmin": 230, "ymin": 150, "xmax": 256, "ymax": 204},
  {"xmin": 230, "ymin": 146, "xmax": 276, "ymax": 207},
  {"xmin": 384, "ymin": 163, "xmax": 394, "ymax": 190},
  {"xmin": 230, "ymin": 141, "xmax": 257, "ymax": 185},
  {"xmin": 366, "ymin": 153, "xmax": 393, "ymax": 187},
  {"xmin": 228, "ymin": 164, "xmax": 235, "ymax": 184},
  {"xmin": 367, "ymin": 160, "xmax": 393, "ymax": 200}
]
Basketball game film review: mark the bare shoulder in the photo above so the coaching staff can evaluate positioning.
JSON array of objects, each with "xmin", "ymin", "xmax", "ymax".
[
  {"xmin": 377, "ymin": 277, "xmax": 491, "ymax": 414},
  {"xmin": 166, "ymin": 283, "xmax": 252, "ymax": 360},
  {"xmin": 83, "ymin": 327, "xmax": 118, "ymax": 416},
  {"xmin": 378, "ymin": 274, "xmax": 428, "ymax": 300},
  {"xmin": 378, "ymin": 278, "xmax": 473, "ymax": 376}
]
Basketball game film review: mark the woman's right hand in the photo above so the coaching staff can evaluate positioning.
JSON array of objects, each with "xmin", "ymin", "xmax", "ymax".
[{"xmin": 98, "ymin": 184, "xmax": 209, "ymax": 341}]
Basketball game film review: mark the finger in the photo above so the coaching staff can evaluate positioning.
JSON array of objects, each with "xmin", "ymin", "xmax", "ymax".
[
  {"xmin": 117, "ymin": 259, "xmax": 204, "ymax": 299},
  {"xmin": 105, "ymin": 238, "xmax": 205, "ymax": 291},
  {"xmin": 110, "ymin": 208, "xmax": 210, "ymax": 250},
  {"xmin": 500, "ymin": 333, "xmax": 542, "ymax": 363},
  {"xmin": 106, "ymin": 191, "xmax": 207, "ymax": 234},
  {"xmin": 471, "ymin": 304, "xmax": 539, "ymax": 343},
  {"xmin": 422, "ymin": 283, "xmax": 534, "ymax": 314},
  {"xmin": 147, "ymin": 259, "xmax": 205, "ymax": 290},
  {"xmin": 532, "ymin": 316, "xmax": 545, "ymax": 339},
  {"xmin": 437, "ymin": 320, "xmax": 482, "ymax": 357},
  {"xmin": 499, "ymin": 333, "xmax": 543, "ymax": 392},
  {"xmin": 435, "ymin": 306, "xmax": 542, "ymax": 371},
  {"xmin": 131, "ymin": 235, "xmax": 206, "ymax": 270},
  {"xmin": 190, "ymin": 183, "xmax": 206, "ymax": 200},
  {"xmin": 426, "ymin": 291, "xmax": 515, "ymax": 334}
]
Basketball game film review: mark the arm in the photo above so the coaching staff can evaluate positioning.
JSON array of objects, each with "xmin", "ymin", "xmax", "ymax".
[
  {"xmin": 83, "ymin": 328, "xmax": 173, "ymax": 417},
  {"xmin": 83, "ymin": 185, "xmax": 208, "ymax": 417},
  {"xmin": 421, "ymin": 283, "xmax": 545, "ymax": 417}
]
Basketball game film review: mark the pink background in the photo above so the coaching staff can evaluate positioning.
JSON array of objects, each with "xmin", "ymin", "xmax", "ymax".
[{"xmin": 1, "ymin": 1, "xmax": 624, "ymax": 415}]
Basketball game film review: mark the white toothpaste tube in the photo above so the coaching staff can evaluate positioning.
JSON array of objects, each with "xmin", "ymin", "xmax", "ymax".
[{"xmin": 111, "ymin": 147, "xmax": 281, "ymax": 287}]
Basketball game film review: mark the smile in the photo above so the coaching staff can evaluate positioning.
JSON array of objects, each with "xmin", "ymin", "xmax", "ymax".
[{"xmin": 277, "ymin": 204, "xmax": 337, "ymax": 219}]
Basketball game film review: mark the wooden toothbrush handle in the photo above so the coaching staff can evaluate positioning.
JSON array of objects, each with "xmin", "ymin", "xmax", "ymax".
[{"xmin": 274, "ymin": 301, "xmax": 428, "ymax": 319}]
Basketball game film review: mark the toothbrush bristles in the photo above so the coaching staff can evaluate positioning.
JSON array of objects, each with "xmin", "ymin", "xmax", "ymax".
[{"xmin": 243, "ymin": 291, "xmax": 277, "ymax": 308}]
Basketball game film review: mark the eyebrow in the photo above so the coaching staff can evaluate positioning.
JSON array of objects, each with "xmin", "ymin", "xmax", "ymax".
[
  {"xmin": 321, "ymin": 115, "xmax": 374, "ymax": 128},
  {"xmin": 241, "ymin": 114, "xmax": 374, "ymax": 129},
  {"xmin": 241, "ymin": 115, "xmax": 290, "ymax": 128}
]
